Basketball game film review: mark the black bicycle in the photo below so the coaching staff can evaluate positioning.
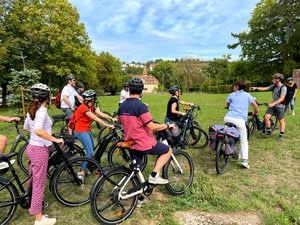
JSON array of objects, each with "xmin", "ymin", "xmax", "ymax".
[
  {"xmin": 173, "ymin": 105, "xmax": 209, "ymax": 149},
  {"xmin": 90, "ymin": 138, "xmax": 194, "ymax": 225},
  {"xmin": 0, "ymin": 152, "xmax": 32, "ymax": 225},
  {"xmin": 247, "ymin": 103, "xmax": 278, "ymax": 137}
]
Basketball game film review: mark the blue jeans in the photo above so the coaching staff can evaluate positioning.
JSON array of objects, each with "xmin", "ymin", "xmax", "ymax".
[
  {"xmin": 61, "ymin": 108, "xmax": 73, "ymax": 119},
  {"xmin": 74, "ymin": 131, "xmax": 94, "ymax": 170}
]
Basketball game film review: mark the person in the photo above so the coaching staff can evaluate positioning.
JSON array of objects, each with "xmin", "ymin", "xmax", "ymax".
[
  {"xmin": 73, "ymin": 89, "xmax": 115, "ymax": 179},
  {"xmin": 60, "ymin": 74, "xmax": 83, "ymax": 119},
  {"xmin": 119, "ymin": 82, "xmax": 130, "ymax": 106},
  {"xmin": 285, "ymin": 77, "xmax": 297, "ymax": 115},
  {"xmin": 118, "ymin": 77, "xmax": 175, "ymax": 184},
  {"xmin": 251, "ymin": 73, "xmax": 287, "ymax": 140},
  {"xmin": 224, "ymin": 80, "xmax": 259, "ymax": 169},
  {"xmin": 0, "ymin": 116, "xmax": 21, "ymax": 154},
  {"xmin": 165, "ymin": 85, "xmax": 194, "ymax": 124},
  {"xmin": 75, "ymin": 83, "xmax": 85, "ymax": 108},
  {"xmin": 24, "ymin": 83, "xmax": 64, "ymax": 225}
]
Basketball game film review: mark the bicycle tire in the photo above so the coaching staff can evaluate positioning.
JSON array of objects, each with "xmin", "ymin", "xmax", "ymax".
[
  {"xmin": 215, "ymin": 140, "xmax": 230, "ymax": 174},
  {"xmin": 107, "ymin": 145, "xmax": 147, "ymax": 171},
  {"xmin": 17, "ymin": 143, "xmax": 29, "ymax": 175},
  {"xmin": 0, "ymin": 179, "xmax": 18, "ymax": 225},
  {"xmin": 270, "ymin": 115, "xmax": 278, "ymax": 131},
  {"xmin": 90, "ymin": 167, "xmax": 139, "ymax": 225},
  {"xmin": 247, "ymin": 118, "xmax": 255, "ymax": 137},
  {"xmin": 163, "ymin": 150, "xmax": 194, "ymax": 196},
  {"xmin": 188, "ymin": 126, "xmax": 209, "ymax": 149},
  {"xmin": 50, "ymin": 156, "xmax": 101, "ymax": 207}
]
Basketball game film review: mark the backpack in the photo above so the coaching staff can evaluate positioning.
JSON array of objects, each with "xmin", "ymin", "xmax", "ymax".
[
  {"xmin": 54, "ymin": 93, "xmax": 61, "ymax": 109},
  {"xmin": 272, "ymin": 85, "xmax": 289, "ymax": 105}
]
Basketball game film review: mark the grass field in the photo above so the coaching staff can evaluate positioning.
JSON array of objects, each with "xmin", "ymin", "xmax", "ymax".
[{"xmin": 0, "ymin": 92, "xmax": 299, "ymax": 225}]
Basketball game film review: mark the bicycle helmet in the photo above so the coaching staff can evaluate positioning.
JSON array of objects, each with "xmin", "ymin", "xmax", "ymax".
[
  {"xmin": 82, "ymin": 89, "xmax": 97, "ymax": 101},
  {"xmin": 77, "ymin": 83, "xmax": 85, "ymax": 88},
  {"xmin": 272, "ymin": 73, "xmax": 284, "ymax": 81},
  {"xmin": 30, "ymin": 83, "xmax": 50, "ymax": 99},
  {"xmin": 128, "ymin": 77, "xmax": 144, "ymax": 93},
  {"xmin": 66, "ymin": 74, "xmax": 76, "ymax": 82},
  {"xmin": 168, "ymin": 85, "xmax": 179, "ymax": 95}
]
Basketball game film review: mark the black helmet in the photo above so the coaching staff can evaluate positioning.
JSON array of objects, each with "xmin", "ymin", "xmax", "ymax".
[
  {"xmin": 82, "ymin": 89, "xmax": 97, "ymax": 101},
  {"xmin": 77, "ymin": 83, "xmax": 85, "ymax": 88},
  {"xmin": 128, "ymin": 77, "xmax": 144, "ymax": 93},
  {"xmin": 66, "ymin": 74, "xmax": 76, "ymax": 82},
  {"xmin": 31, "ymin": 83, "xmax": 50, "ymax": 99},
  {"xmin": 168, "ymin": 85, "xmax": 179, "ymax": 95}
]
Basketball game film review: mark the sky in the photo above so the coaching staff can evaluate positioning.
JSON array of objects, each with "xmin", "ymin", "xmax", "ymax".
[{"xmin": 69, "ymin": 0, "xmax": 259, "ymax": 63}]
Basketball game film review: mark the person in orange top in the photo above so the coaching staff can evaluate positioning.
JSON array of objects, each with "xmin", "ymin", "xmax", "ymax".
[{"xmin": 73, "ymin": 89, "xmax": 114, "ymax": 180}]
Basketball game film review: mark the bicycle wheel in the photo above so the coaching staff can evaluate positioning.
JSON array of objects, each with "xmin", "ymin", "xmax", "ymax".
[
  {"xmin": 187, "ymin": 126, "xmax": 209, "ymax": 149},
  {"xmin": 17, "ymin": 143, "xmax": 29, "ymax": 175},
  {"xmin": 247, "ymin": 118, "xmax": 255, "ymax": 137},
  {"xmin": 50, "ymin": 157, "xmax": 101, "ymax": 207},
  {"xmin": 91, "ymin": 167, "xmax": 139, "ymax": 225},
  {"xmin": 162, "ymin": 150, "xmax": 194, "ymax": 196},
  {"xmin": 0, "ymin": 179, "xmax": 18, "ymax": 225},
  {"xmin": 215, "ymin": 141, "xmax": 230, "ymax": 174},
  {"xmin": 107, "ymin": 145, "xmax": 148, "ymax": 171}
]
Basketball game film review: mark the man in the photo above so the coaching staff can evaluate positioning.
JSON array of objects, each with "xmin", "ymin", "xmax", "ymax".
[
  {"xmin": 225, "ymin": 81, "xmax": 259, "ymax": 169},
  {"xmin": 75, "ymin": 83, "xmax": 85, "ymax": 108},
  {"xmin": 251, "ymin": 73, "xmax": 287, "ymax": 140},
  {"xmin": 118, "ymin": 77, "xmax": 174, "ymax": 184},
  {"xmin": 60, "ymin": 74, "xmax": 83, "ymax": 119}
]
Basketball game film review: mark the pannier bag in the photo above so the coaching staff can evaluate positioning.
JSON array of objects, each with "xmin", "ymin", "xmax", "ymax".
[{"xmin": 208, "ymin": 124, "xmax": 240, "ymax": 155}]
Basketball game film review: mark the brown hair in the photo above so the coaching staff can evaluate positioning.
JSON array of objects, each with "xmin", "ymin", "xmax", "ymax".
[
  {"xmin": 233, "ymin": 80, "xmax": 246, "ymax": 90},
  {"xmin": 27, "ymin": 97, "xmax": 49, "ymax": 120}
]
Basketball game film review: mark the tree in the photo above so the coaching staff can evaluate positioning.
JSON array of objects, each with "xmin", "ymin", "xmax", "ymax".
[
  {"xmin": 229, "ymin": 0, "xmax": 300, "ymax": 80},
  {"xmin": 95, "ymin": 52, "xmax": 122, "ymax": 95}
]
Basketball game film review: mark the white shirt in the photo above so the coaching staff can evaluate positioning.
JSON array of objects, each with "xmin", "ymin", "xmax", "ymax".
[
  {"xmin": 119, "ymin": 89, "xmax": 130, "ymax": 104},
  {"xmin": 61, "ymin": 84, "xmax": 79, "ymax": 108},
  {"xmin": 24, "ymin": 106, "xmax": 53, "ymax": 147}
]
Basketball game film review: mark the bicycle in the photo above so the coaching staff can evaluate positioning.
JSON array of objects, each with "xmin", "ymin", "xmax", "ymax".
[
  {"xmin": 247, "ymin": 102, "xmax": 278, "ymax": 137},
  {"xmin": 0, "ymin": 152, "xmax": 32, "ymax": 225},
  {"xmin": 177, "ymin": 105, "xmax": 209, "ymax": 149},
  {"xmin": 51, "ymin": 114, "xmax": 69, "ymax": 134},
  {"xmin": 209, "ymin": 123, "xmax": 240, "ymax": 174},
  {"xmin": 90, "ymin": 139, "xmax": 194, "ymax": 225}
]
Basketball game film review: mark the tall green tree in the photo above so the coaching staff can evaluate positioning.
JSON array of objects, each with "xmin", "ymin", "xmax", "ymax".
[
  {"xmin": 229, "ymin": 0, "xmax": 300, "ymax": 80},
  {"xmin": 1, "ymin": 0, "xmax": 96, "ymax": 101},
  {"xmin": 151, "ymin": 61, "xmax": 179, "ymax": 89},
  {"xmin": 96, "ymin": 52, "xmax": 122, "ymax": 95}
]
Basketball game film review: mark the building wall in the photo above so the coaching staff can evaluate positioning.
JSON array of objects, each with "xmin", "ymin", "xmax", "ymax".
[
  {"xmin": 293, "ymin": 69, "xmax": 300, "ymax": 89},
  {"xmin": 143, "ymin": 84, "xmax": 158, "ymax": 93}
]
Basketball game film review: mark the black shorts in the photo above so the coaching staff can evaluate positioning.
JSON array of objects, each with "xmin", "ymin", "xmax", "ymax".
[
  {"xmin": 266, "ymin": 106, "xmax": 285, "ymax": 120},
  {"xmin": 130, "ymin": 142, "xmax": 169, "ymax": 168}
]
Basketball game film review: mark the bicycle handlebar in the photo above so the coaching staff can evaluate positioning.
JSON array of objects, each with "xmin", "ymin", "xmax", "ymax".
[{"xmin": 0, "ymin": 152, "xmax": 18, "ymax": 164}]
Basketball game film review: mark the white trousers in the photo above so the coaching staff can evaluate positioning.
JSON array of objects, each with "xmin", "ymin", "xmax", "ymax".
[{"xmin": 224, "ymin": 116, "xmax": 248, "ymax": 160}]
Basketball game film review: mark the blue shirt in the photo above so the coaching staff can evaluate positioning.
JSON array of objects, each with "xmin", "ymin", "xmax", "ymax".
[{"xmin": 225, "ymin": 90, "xmax": 255, "ymax": 121}]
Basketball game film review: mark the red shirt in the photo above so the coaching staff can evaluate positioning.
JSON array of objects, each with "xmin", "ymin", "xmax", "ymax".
[{"xmin": 74, "ymin": 104, "xmax": 95, "ymax": 132}]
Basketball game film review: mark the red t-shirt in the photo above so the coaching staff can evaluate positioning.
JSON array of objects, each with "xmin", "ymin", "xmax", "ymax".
[{"xmin": 74, "ymin": 104, "xmax": 95, "ymax": 132}]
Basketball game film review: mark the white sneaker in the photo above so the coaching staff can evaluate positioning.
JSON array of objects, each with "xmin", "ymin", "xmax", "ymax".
[
  {"xmin": 240, "ymin": 159, "xmax": 250, "ymax": 169},
  {"xmin": 0, "ymin": 159, "xmax": 15, "ymax": 170},
  {"xmin": 148, "ymin": 174, "xmax": 169, "ymax": 184},
  {"xmin": 34, "ymin": 215, "xmax": 56, "ymax": 225},
  {"xmin": 292, "ymin": 111, "xmax": 295, "ymax": 116}
]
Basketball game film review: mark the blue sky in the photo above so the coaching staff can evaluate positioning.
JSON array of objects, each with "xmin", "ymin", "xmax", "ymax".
[{"xmin": 69, "ymin": 0, "xmax": 258, "ymax": 63}]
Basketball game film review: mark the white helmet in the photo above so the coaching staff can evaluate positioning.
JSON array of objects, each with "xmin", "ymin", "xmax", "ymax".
[{"xmin": 31, "ymin": 83, "xmax": 50, "ymax": 99}]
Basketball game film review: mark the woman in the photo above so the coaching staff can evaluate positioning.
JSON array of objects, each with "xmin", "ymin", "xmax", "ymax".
[
  {"xmin": 24, "ymin": 83, "xmax": 63, "ymax": 225},
  {"xmin": 165, "ymin": 85, "xmax": 194, "ymax": 124},
  {"xmin": 285, "ymin": 77, "xmax": 297, "ymax": 115},
  {"xmin": 224, "ymin": 80, "xmax": 259, "ymax": 169},
  {"xmin": 73, "ymin": 89, "xmax": 115, "ymax": 180}
]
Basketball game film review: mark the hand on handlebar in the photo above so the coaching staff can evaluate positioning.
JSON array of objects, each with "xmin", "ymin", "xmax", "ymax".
[
  {"xmin": 168, "ymin": 123, "xmax": 176, "ymax": 129},
  {"xmin": 8, "ymin": 117, "xmax": 21, "ymax": 123}
]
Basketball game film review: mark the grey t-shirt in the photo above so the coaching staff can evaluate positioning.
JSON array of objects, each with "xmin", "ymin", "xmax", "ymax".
[{"xmin": 267, "ymin": 84, "xmax": 287, "ymax": 108}]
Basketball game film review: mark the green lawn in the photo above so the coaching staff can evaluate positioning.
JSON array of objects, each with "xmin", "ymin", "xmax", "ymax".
[{"xmin": 0, "ymin": 92, "xmax": 299, "ymax": 225}]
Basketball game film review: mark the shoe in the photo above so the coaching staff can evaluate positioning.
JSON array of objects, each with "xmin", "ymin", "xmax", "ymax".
[
  {"xmin": 34, "ymin": 215, "xmax": 56, "ymax": 225},
  {"xmin": 148, "ymin": 174, "xmax": 169, "ymax": 184},
  {"xmin": 0, "ymin": 159, "xmax": 15, "ymax": 170},
  {"xmin": 262, "ymin": 130, "xmax": 271, "ymax": 136},
  {"xmin": 77, "ymin": 171, "xmax": 85, "ymax": 185},
  {"xmin": 240, "ymin": 159, "xmax": 250, "ymax": 169},
  {"xmin": 292, "ymin": 111, "xmax": 295, "ymax": 116},
  {"xmin": 137, "ymin": 199, "xmax": 144, "ymax": 208},
  {"xmin": 277, "ymin": 135, "xmax": 284, "ymax": 141}
]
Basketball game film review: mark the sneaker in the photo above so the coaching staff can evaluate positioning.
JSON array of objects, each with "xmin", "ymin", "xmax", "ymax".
[
  {"xmin": 0, "ymin": 159, "xmax": 15, "ymax": 170},
  {"xmin": 148, "ymin": 174, "xmax": 169, "ymax": 184},
  {"xmin": 77, "ymin": 172, "xmax": 85, "ymax": 185},
  {"xmin": 240, "ymin": 159, "xmax": 250, "ymax": 169},
  {"xmin": 277, "ymin": 135, "xmax": 284, "ymax": 141},
  {"xmin": 292, "ymin": 111, "xmax": 295, "ymax": 116},
  {"xmin": 262, "ymin": 130, "xmax": 271, "ymax": 136},
  {"xmin": 34, "ymin": 215, "xmax": 56, "ymax": 225}
]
